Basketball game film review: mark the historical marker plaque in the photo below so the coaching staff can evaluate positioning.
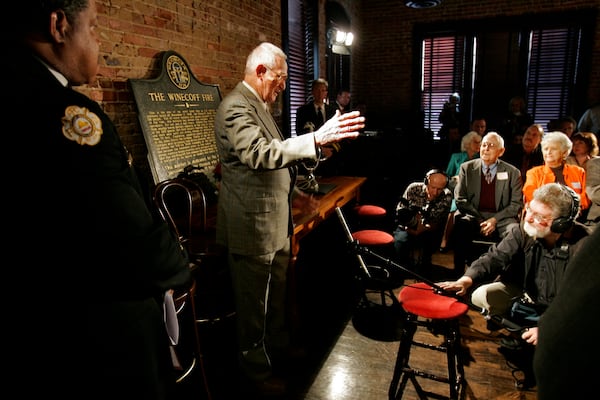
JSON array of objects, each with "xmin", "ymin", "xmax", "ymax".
[{"xmin": 129, "ymin": 50, "xmax": 222, "ymax": 184}]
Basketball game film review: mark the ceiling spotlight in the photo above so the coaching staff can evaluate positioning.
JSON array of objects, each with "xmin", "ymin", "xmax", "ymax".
[{"xmin": 404, "ymin": 0, "xmax": 442, "ymax": 8}]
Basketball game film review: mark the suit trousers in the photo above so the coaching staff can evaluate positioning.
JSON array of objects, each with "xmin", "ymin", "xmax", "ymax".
[{"xmin": 228, "ymin": 239, "xmax": 291, "ymax": 381}]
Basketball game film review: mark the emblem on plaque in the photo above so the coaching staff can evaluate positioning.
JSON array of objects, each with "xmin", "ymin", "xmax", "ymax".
[{"xmin": 166, "ymin": 55, "xmax": 191, "ymax": 90}]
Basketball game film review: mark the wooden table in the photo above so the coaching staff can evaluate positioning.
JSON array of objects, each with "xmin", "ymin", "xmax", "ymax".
[
  {"xmin": 288, "ymin": 175, "xmax": 367, "ymax": 334},
  {"xmin": 291, "ymin": 175, "xmax": 367, "ymax": 263}
]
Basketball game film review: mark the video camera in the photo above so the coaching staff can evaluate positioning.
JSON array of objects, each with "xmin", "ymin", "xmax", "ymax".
[{"xmin": 395, "ymin": 198, "xmax": 430, "ymax": 230}]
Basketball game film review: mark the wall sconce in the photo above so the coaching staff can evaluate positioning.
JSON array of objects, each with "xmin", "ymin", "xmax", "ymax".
[{"xmin": 329, "ymin": 28, "xmax": 354, "ymax": 55}]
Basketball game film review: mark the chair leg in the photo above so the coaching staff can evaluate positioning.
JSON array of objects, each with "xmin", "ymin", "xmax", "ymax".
[
  {"xmin": 389, "ymin": 314, "xmax": 466, "ymax": 400},
  {"xmin": 388, "ymin": 313, "xmax": 418, "ymax": 400}
]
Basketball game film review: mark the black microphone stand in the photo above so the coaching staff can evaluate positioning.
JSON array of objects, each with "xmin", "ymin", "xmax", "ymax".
[{"xmin": 334, "ymin": 207, "xmax": 524, "ymax": 333}]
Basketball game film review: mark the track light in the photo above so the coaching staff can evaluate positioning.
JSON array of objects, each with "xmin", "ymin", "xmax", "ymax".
[
  {"xmin": 332, "ymin": 29, "xmax": 354, "ymax": 46},
  {"xmin": 404, "ymin": 0, "xmax": 442, "ymax": 8}
]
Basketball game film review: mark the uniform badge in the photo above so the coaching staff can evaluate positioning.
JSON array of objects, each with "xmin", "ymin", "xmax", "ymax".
[{"xmin": 62, "ymin": 105, "xmax": 103, "ymax": 146}]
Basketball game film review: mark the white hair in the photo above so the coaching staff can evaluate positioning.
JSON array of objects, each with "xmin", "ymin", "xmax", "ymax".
[
  {"xmin": 245, "ymin": 42, "xmax": 287, "ymax": 74},
  {"xmin": 541, "ymin": 131, "xmax": 573, "ymax": 156},
  {"xmin": 461, "ymin": 131, "xmax": 481, "ymax": 152}
]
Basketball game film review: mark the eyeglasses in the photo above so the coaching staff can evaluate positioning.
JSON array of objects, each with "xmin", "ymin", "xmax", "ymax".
[
  {"xmin": 265, "ymin": 66, "xmax": 288, "ymax": 82},
  {"xmin": 480, "ymin": 142, "xmax": 499, "ymax": 149},
  {"xmin": 525, "ymin": 205, "xmax": 554, "ymax": 225}
]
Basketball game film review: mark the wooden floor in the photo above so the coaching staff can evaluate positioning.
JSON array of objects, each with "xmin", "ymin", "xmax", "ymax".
[{"xmin": 188, "ymin": 215, "xmax": 538, "ymax": 400}]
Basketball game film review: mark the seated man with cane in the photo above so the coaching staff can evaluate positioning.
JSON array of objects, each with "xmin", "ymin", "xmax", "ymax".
[{"xmin": 437, "ymin": 183, "xmax": 592, "ymax": 388}]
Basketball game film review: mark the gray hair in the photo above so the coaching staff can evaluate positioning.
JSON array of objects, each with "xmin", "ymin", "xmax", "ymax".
[
  {"xmin": 245, "ymin": 42, "xmax": 287, "ymax": 74},
  {"xmin": 541, "ymin": 131, "xmax": 573, "ymax": 156},
  {"xmin": 461, "ymin": 131, "xmax": 481, "ymax": 152},
  {"xmin": 532, "ymin": 183, "xmax": 578, "ymax": 219},
  {"xmin": 482, "ymin": 131, "xmax": 505, "ymax": 149}
]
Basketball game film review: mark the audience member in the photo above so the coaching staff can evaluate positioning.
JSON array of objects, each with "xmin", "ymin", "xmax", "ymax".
[
  {"xmin": 503, "ymin": 123, "xmax": 545, "ymax": 182},
  {"xmin": 583, "ymin": 156, "xmax": 600, "ymax": 228},
  {"xmin": 296, "ymin": 78, "xmax": 337, "ymax": 135},
  {"xmin": 577, "ymin": 102, "xmax": 600, "ymax": 135},
  {"xmin": 533, "ymin": 225, "xmax": 600, "ymax": 400},
  {"xmin": 213, "ymin": 42, "xmax": 364, "ymax": 397},
  {"xmin": 500, "ymin": 95, "xmax": 534, "ymax": 146},
  {"xmin": 296, "ymin": 79, "xmax": 343, "ymax": 175},
  {"xmin": 438, "ymin": 92, "xmax": 464, "ymax": 142},
  {"xmin": 556, "ymin": 115, "xmax": 578, "ymax": 139},
  {"xmin": 566, "ymin": 131, "xmax": 599, "ymax": 170},
  {"xmin": 470, "ymin": 117, "xmax": 487, "ymax": 136},
  {"xmin": 445, "ymin": 131, "xmax": 482, "ymax": 184},
  {"xmin": 523, "ymin": 131, "xmax": 590, "ymax": 211},
  {"xmin": 335, "ymin": 88, "xmax": 352, "ymax": 113},
  {"xmin": 440, "ymin": 131, "xmax": 481, "ymax": 252},
  {"xmin": 6, "ymin": 1, "xmax": 193, "ymax": 397},
  {"xmin": 393, "ymin": 169, "xmax": 453, "ymax": 271},
  {"xmin": 439, "ymin": 183, "xmax": 592, "ymax": 388},
  {"xmin": 452, "ymin": 132, "xmax": 523, "ymax": 278}
]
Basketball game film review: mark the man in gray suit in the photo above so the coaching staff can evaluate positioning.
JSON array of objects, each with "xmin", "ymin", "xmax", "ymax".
[
  {"xmin": 214, "ymin": 42, "xmax": 365, "ymax": 396},
  {"xmin": 453, "ymin": 131, "xmax": 523, "ymax": 278}
]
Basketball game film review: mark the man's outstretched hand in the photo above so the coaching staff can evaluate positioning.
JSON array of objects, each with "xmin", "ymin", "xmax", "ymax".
[{"xmin": 314, "ymin": 110, "xmax": 365, "ymax": 146}]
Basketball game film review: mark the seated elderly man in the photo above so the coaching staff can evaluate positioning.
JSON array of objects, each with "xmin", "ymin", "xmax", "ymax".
[
  {"xmin": 438, "ymin": 183, "xmax": 592, "ymax": 388},
  {"xmin": 393, "ymin": 169, "xmax": 453, "ymax": 273},
  {"xmin": 452, "ymin": 132, "xmax": 523, "ymax": 278}
]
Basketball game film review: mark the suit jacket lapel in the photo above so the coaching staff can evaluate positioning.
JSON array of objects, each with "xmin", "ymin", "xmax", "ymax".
[
  {"xmin": 237, "ymin": 83, "xmax": 294, "ymax": 180},
  {"xmin": 495, "ymin": 161, "xmax": 507, "ymax": 209},
  {"xmin": 238, "ymin": 83, "xmax": 284, "ymax": 141}
]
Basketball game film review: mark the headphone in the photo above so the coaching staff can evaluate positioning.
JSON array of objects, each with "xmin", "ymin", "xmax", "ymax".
[
  {"xmin": 424, "ymin": 169, "xmax": 449, "ymax": 186},
  {"xmin": 550, "ymin": 185, "xmax": 580, "ymax": 233}
]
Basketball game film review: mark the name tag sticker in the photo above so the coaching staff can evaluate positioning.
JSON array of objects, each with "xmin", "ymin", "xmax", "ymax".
[
  {"xmin": 571, "ymin": 182, "xmax": 582, "ymax": 189},
  {"xmin": 497, "ymin": 172, "xmax": 508, "ymax": 180}
]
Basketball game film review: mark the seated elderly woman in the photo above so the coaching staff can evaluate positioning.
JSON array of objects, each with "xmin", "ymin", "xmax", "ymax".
[
  {"xmin": 566, "ymin": 131, "xmax": 599, "ymax": 171},
  {"xmin": 523, "ymin": 131, "xmax": 591, "ymax": 212}
]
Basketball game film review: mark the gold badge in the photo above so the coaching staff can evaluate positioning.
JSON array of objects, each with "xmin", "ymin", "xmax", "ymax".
[{"xmin": 62, "ymin": 106, "xmax": 103, "ymax": 146}]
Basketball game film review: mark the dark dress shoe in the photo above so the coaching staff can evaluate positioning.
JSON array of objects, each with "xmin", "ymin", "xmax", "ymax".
[{"xmin": 439, "ymin": 246, "xmax": 449, "ymax": 253}]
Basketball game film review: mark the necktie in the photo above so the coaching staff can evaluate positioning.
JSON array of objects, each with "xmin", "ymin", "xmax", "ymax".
[
  {"xmin": 317, "ymin": 107, "xmax": 324, "ymax": 126},
  {"xmin": 484, "ymin": 167, "xmax": 493, "ymax": 184}
]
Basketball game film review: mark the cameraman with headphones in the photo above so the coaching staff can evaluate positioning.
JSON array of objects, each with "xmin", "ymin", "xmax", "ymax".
[
  {"xmin": 438, "ymin": 183, "xmax": 592, "ymax": 353},
  {"xmin": 393, "ymin": 169, "xmax": 453, "ymax": 272}
]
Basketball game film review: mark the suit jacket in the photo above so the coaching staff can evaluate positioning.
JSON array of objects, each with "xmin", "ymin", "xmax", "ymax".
[
  {"xmin": 295, "ymin": 101, "xmax": 337, "ymax": 136},
  {"xmin": 214, "ymin": 82, "xmax": 318, "ymax": 256},
  {"xmin": 523, "ymin": 163, "xmax": 590, "ymax": 210},
  {"xmin": 502, "ymin": 144, "xmax": 544, "ymax": 182},
  {"xmin": 455, "ymin": 158, "xmax": 523, "ymax": 227},
  {"xmin": 584, "ymin": 156, "xmax": 600, "ymax": 222},
  {"xmin": 4, "ymin": 46, "xmax": 191, "ymax": 396}
]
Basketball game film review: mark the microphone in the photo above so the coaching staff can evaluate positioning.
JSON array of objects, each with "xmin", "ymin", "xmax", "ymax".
[{"xmin": 480, "ymin": 309, "xmax": 524, "ymax": 332}]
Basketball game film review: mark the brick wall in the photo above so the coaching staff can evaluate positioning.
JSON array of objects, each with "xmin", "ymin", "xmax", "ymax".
[{"xmin": 87, "ymin": 0, "xmax": 599, "ymax": 177}]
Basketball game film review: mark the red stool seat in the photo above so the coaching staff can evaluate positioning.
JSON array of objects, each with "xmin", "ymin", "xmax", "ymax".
[
  {"xmin": 399, "ymin": 282, "xmax": 468, "ymax": 319},
  {"xmin": 389, "ymin": 282, "xmax": 468, "ymax": 400},
  {"xmin": 352, "ymin": 229, "xmax": 394, "ymax": 246},
  {"xmin": 354, "ymin": 204, "xmax": 387, "ymax": 217}
]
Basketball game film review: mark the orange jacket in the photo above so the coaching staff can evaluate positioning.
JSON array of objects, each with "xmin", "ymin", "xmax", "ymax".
[{"xmin": 523, "ymin": 164, "xmax": 590, "ymax": 210}]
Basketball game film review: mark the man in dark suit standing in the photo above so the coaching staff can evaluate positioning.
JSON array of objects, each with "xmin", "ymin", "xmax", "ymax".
[
  {"xmin": 296, "ymin": 79, "xmax": 343, "ymax": 176},
  {"xmin": 296, "ymin": 78, "xmax": 337, "ymax": 135},
  {"xmin": 214, "ymin": 42, "xmax": 364, "ymax": 396},
  {"xmin": 453, "ymin": 132, "xmax": 523, "ymax": 277},
  {"xmin": 5, "ymin": 1, "xmax": 192, "ymax": 398}
]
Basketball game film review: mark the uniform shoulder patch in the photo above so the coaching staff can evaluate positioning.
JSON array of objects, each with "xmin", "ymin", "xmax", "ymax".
[{"xmin": 62, "ymin": 105, "xmax": 103, "ymax": 146}]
